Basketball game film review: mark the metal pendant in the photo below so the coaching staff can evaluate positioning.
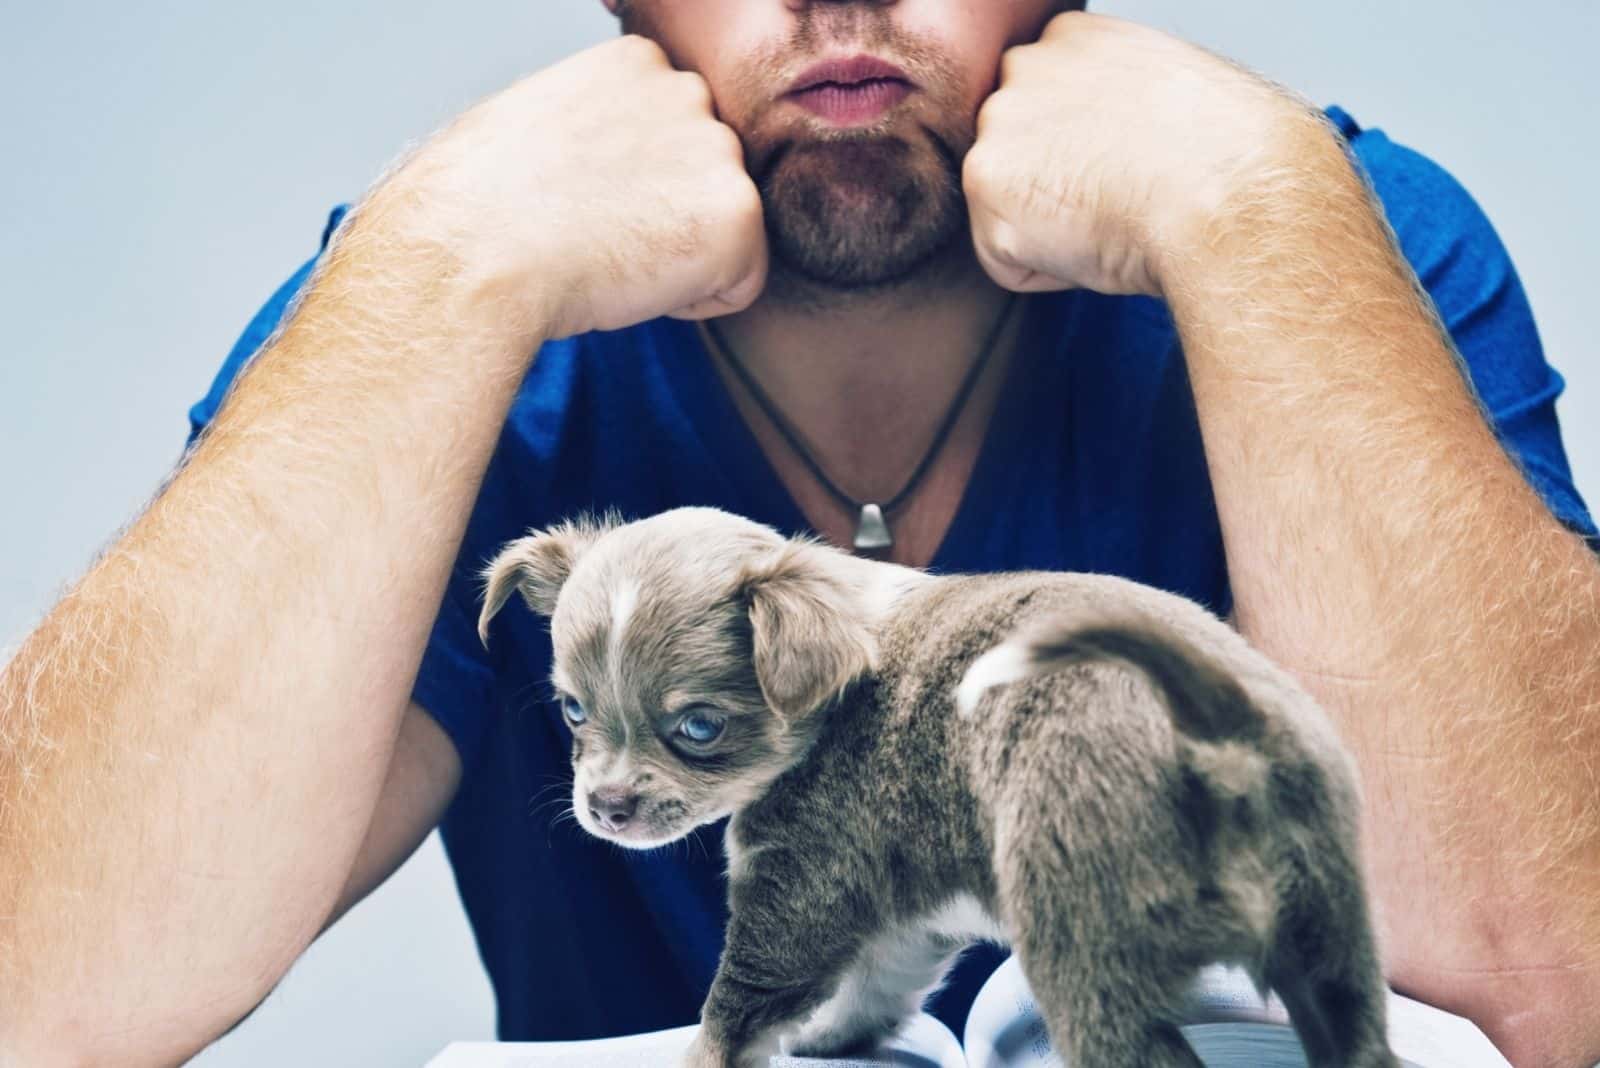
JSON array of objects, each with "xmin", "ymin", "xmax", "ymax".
[{"xmin": 853, "ymin": 503, "xmax": 894, "ymax": 551}]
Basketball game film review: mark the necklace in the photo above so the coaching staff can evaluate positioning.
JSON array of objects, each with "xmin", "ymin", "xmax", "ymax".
[{"xmin": 701, "ymin": 292, "xmax": 1020, "ymax": 553}]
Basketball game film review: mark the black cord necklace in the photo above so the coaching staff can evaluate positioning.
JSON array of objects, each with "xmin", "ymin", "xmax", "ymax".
[{"xmin": 702, "ymin": 292, "xmax": 1020, "ymax": 553}]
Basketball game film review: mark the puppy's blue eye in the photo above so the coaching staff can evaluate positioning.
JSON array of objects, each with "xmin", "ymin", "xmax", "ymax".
[
  {"xmin": 560, "ymin": 697, "xmax": 587, "ymax": 727},
  {"xmin": 678, "ymin": 712, "xmax": 725, "ymax": 744}
]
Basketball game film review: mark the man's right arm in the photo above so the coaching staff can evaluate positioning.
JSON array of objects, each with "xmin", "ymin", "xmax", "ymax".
[
  {"xmin": 0, "ymin": 34, "xmax": 765, "ymax": 1066},
  {"xmin": 0, "ymin": 193, "xmax": 554, "ymax": 1066}
]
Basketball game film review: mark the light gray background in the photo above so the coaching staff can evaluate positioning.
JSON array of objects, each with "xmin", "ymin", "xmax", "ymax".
[{"xmin": 2, "ymin": 2, "xmax": 1594, "ymax": 1065}]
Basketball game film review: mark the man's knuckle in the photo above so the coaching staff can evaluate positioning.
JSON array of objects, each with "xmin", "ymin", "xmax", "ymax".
[
  {"xmin": 709, "ymin": 172, "xmax": 759, "ymax": 223},
  {"xmin": 1043, "ymin": 9, "xmax": 1091, "ymax": 38},
  {"xmin": 997, "ymin": 46, "xmax": 1031, "ymax": 85},
  {"xmin": 708, "ymin": 121, "xmax": 745, "ymax": 161},
  {"xmin": 675, "ymin": 70, "xmax": 713, "ymax": 106},
  {"xmin": 987, "ymin": 219, "xmax": 1031, "ymax": 268},
  {"xmin": 618, "ymin": 33, "xmax": 666, "ymax": 64},
  {"xmin": 730, "ymin": 179, "xmax": 764, "ymax": 225},
  {"xmin": 977, "ymin": 87, "xmax": 1019, "ymax": 129},
  {"xmin": 962, "ymin": 143, "xmax": 999, "ymax": 191}
]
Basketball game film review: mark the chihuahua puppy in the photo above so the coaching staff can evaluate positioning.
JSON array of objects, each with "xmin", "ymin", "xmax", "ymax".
[{"xmin": 477, "ymin": 507, "xmax": 1398, "ymax": 1068}]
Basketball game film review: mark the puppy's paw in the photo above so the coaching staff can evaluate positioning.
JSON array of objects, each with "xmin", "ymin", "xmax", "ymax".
[{"xmin": 681, "ymin": 1030, "xmax": 727, "ymax": 1068}]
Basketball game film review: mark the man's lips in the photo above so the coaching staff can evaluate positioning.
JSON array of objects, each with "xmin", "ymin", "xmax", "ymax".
[
  {"xmin": 787, "ymin": 55, "xmax": 913, "ymax": 95},
  {"xmin": 785, "ymin": 55, "xmax": 915, "ymax": 126}
]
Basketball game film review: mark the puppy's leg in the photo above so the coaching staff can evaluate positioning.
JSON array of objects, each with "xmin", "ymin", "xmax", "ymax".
[
  {"xmin": 1007, "ymin": 912, "xmax": 1207, "ymax": 1067},
  {"xmin": 988, "ymin": 722, "xmax": 1213, "ymax": 1067},
  {"xmin": 997, "ymin": 829, "xmax": 1212, "ymax": 1065},
  {"xmin": 786, "ymin": 924, "xmax": 963, "ymax": 1057},
  {"xmin": 687, "ymin": 878, "xmax": 877, "ymax": 1068},
  {"xmin": 1264, "ymin": 847, "xmax": 1399, "ymax": 1068}
]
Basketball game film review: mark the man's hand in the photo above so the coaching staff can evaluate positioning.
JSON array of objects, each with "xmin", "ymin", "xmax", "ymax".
[
  {"xmin": 378, "ymin": 33, "xmax": 769, "ymax": 342},
  {"xmin": 963, "ymin": 12, "xmax": 1315, "ymax": 298}
]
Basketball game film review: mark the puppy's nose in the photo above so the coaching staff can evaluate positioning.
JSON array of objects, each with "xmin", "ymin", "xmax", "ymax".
[{"xmin": 588, "ymin": 788, "xmax": 638, "ymax": 831}]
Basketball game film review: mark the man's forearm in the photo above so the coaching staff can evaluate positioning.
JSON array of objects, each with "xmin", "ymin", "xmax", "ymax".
[
  {"xmin": 1164, "ymin": 112, "xmax": 1600, "ymax": 1066},
  {"xmin": 0, "ymin": 193, "xmax": 543, "ymax": 1065}
]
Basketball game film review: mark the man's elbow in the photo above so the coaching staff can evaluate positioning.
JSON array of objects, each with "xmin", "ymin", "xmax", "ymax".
[
  {"xmin": 0, "ymin": 971, "xmax": 282, "ymax": 1068},
  {"xmin": 1477, "ymin": 989, "xmax": 1600, "ymax": 1068}
]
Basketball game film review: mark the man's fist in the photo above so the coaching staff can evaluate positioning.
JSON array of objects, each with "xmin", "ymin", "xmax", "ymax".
[
  {"xmin": 374, "ymin": 34, "xmax": 769, "ymax": 342},
  {"xmin": 964, "ymin": 13, "xmax": 1324, "ymax": 298}
]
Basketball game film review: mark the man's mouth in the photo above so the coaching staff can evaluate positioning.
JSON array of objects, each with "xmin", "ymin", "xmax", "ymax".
[
  {"xmin": 790, "ymin": 80, "xmax": 913, "ymax": 126},
  {"xmin": 786, "ymin": 55, "xmax": 915, "ymax": 127}
]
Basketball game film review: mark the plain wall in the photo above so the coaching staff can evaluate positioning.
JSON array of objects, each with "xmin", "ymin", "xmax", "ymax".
[{"xmin": 1, "ymin": 3, "xmax": 1593, "ymax": 1064}]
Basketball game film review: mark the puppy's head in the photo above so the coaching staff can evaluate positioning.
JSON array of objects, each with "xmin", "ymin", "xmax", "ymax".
[{"xmin": 477, "ymin": 507, "xmax": 877, "ymax": 849}]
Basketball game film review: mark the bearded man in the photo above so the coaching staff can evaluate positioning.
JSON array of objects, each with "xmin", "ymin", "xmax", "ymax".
[{"xmin": 2, "ymin": 3, "xmax": 1597, "ymax": 1066}]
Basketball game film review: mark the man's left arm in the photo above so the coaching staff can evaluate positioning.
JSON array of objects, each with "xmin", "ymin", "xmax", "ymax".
[
  {"xmin": 965, "ymin": 14, "xmax": 1600, "ymax": 1067},
  {"xmin": 1166, "ymin": 126, "xmax": 1600, "ymax": 1068}
]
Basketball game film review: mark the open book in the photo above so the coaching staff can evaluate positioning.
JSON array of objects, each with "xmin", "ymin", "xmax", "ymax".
[{"xmin": 427, "ymin": 954, "xmax": 1510, "ymax": 1067}]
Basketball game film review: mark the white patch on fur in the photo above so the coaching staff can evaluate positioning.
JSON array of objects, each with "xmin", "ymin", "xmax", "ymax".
[
  {"xmin": 609, "ymin": 578, "xmax": 639, "ymax": 653},
  {"xmin": 737, "ymin": 1027, "xmax": 784, "ymax": 1068},
  {"xmin": 955, "ymin": 641, "xmax": 1035, "ymax": 717},
  {"xmin": 786, "ymin": 927, "xmax": 955, "ymax": 1055},
  {"xmin": 1189, "ymin": 741, "xmax": 1267, "ymax": 797},
  {"xmin": 594, "ymin": 751, "xmax": 634, "ymax": 790},
  {"xmin": 783, "ymin": 895, "xmax": 1010, "ymax": 1057},
  {"xmin": 859, "ymin": 564, "xmax": 935, "ymax": 621},
  {"xmin": 925, "ymin": 893, "xmax": 1010, "ymax": 944},
  {"xmin": 1220, "ymin": 854, "xmax": 1277, "ymax": 943},
  {"xmin": 723, "ymin": 821, "xmax": 764, "ymax": 882},
  {"xmin": 570, "ymin": 767, "xmax": 597, "ymax": 836}
]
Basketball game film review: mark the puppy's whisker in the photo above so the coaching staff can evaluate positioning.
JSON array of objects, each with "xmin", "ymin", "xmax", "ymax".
[
  {"xmin": 530, "ymin": 771, "xmax": 574, "ymax": 786},
  {"xmin": 529, "ymin": 799, "xmax": 573, "ymax": 826},
  {"xmin": 527, "ymin": 785, "xmax": 568, "ymax": 805},
  {"xmin": 527, "ymin": 789, "xmax": 573, "ymax": 815},
  {"xmin": 546, "ymin": 805, "xmax": 582, "ymax": 849}
]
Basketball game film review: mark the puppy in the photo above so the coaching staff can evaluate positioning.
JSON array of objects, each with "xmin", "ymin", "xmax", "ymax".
[{"xmin": 477, "ymin": 507, "xmax": 1398, "ymax": 1068}]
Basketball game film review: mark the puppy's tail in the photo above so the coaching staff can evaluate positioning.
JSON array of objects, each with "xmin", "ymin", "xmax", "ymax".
[{"xmin": 954, "ymin": 615, "xmax": 1265, "ymax": 745}]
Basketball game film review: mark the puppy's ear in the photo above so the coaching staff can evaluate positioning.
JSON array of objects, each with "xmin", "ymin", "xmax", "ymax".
[
  {"xmin": 740, "ymin": 540, "xmax": 877, "ymax": 722},
  {"xmin": 477, "ymin": 514, "xmax": 616, "ymax": 646}
]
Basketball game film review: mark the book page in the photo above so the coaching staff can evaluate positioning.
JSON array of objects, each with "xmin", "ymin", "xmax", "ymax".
[
  {"xmin": 426, "ymin": 1025, "xmax": 697, "ymax": 1068},
  {"xmin": 428, "ymin": 1012, "xmax": 966, "ymax": 1068},
  {"xmin": 961, "ymin": 954, "xmax": 1512, "ymax": 1068}
]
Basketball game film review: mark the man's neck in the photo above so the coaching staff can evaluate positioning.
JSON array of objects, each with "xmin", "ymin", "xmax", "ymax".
[{"xmin": 697, "ymin": 254, "xmax": 1028, "ymax": 504}]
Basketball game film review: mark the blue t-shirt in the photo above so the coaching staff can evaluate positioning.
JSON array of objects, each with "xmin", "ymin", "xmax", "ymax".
[{"xmin": 184, "ymin": 107, "xmax": 1597, "ymax": 1041}]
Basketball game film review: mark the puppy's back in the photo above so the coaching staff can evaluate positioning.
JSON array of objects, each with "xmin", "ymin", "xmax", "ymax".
[{"xmin": 876, "ymin": 571, "xmax": 1363, "ymax": 816}]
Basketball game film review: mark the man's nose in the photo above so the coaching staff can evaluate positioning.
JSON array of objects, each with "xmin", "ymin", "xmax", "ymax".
[{"xmin": 588, "ymin": 788, "xmax": 639, "ymax": 831}]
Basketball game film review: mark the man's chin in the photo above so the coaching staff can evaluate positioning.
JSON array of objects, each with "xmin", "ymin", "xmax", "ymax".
[{"xmin": 760, "ymin": 147, "xmax": 967, "ymax": 292}]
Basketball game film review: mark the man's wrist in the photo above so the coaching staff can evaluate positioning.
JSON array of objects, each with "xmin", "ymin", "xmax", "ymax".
[
  {"xmin": 326, "ymin": 178, "xmax": 559, "ymax": 359},
  {"xmin": 1153, "ymin": 103, "xmax": 1374, "ymax": 305}
]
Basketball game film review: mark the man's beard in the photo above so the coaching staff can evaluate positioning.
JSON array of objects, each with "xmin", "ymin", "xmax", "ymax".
[
  {"xmin": 755, "ymin": 129, "xmax": 970, "ymax": 296},
  {"xmin": 617, "ymin": 1, "xmax": 978, "ymax": 301}
]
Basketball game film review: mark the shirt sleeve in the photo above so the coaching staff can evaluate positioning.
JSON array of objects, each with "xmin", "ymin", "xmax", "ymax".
[
  {"xmin": 183, "ymin": 203, "xmax": 497, "ymax": 766},
  {"xmin": 1331, "ymin": 107, "xmax": 1598, "ymax": 550},
  {"xmin": 185, "ymin": 204, "xmax": 350, "ymax": 450}
]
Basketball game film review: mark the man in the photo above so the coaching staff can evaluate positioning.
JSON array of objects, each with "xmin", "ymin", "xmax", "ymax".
[{"xmin": 1, "ymin": 1, "xmax": 1596, "ymax": 1065}]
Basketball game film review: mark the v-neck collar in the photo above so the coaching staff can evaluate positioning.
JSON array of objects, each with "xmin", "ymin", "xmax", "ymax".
[{"xmin": 653, "ymin": 291, "xmax": 1078, "ymax": 574}]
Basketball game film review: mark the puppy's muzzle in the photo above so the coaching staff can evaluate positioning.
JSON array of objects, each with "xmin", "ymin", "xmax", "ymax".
[{"xmin": 588, "ymin": 787, "xmax": 640, "ymax": 832}]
